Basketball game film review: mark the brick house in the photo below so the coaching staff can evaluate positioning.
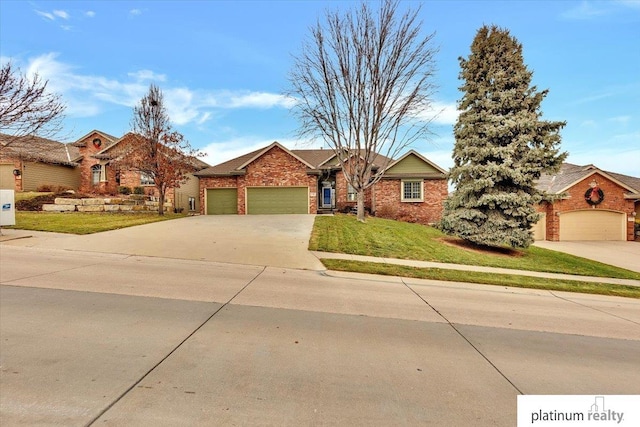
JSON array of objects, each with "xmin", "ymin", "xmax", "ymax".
[
  {"xmin": 194, "ymin": 141, "xmax": 448, "ymax": 224},
  {"xmin": 0, "ymin": 133, "xmax": 81, "ymax": 192},
  {"xmin": 533, "ymin": 163, "xmax": 640, "ymax": 241},
  {"xmin": 1, "ymin": 130, "xmax": 208, "ymax": 213}
]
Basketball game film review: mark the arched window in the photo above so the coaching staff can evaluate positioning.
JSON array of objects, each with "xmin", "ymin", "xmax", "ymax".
[{"xmin": 91, "ymin": 165, "xmax": 102, "ymax": 185}]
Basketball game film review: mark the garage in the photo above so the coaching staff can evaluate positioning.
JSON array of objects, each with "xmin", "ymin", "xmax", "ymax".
[
  {"xmin": 0, "ymin": 164, "xmax": 15, "ymax": 190},
  {"xmin": 532, "ymin": 213, "xmax": 546, "ymax": 241},
  {"xmin": 206, "ymin": 188, "xmax": 237, "ymax": 215},
  {"xmin": 246, "ymin": 187, "xmax": 308, "ymax": 214},
  {"xmin": 559, "ymin": 210, "xmax": 625, "ymax": 241}
]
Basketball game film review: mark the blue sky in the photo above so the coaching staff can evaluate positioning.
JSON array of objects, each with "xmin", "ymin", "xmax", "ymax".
[{"xmin": 1, "ymin": 1, "xmax": 638, "ymax": 177}]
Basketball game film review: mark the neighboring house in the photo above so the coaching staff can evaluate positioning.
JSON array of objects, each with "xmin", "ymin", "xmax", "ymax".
[
  {"xmin": 87, "ymin": 131, "xmax": 209, "ymax": 213},
  {"xmin": 0, "ymin": 133, "xmax": 81, "ymax": 191},
  {"xmin": 194, "ymin": 141, "xmax": 448, "ymax": 224},
  {"xmin": 0, "ymin": 130, "xmax": 209, "ymax": 213},
  {"xmin": 534, "ymin": 163, "xmax": 640, "ymax": 241}
]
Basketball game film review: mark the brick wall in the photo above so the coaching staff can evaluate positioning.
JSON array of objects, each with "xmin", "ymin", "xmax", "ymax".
[
  {"xmin": 198, "ymin": 176, "xmax": 238, "ymax": 214},
  {"xmin": 374, "ymin": 178, "xmax": 448, "ymax": 224},
  {"xmin": 198, "ymin": 146, "xmax": 317, "ymax": 214},
  {"xmin": 542, "ymin": 172, "xmax": 635, "ymax": 241},
  {"xmin": 76, "ymin": 133, "xmax": 117, "ymax": 195},
  {"xmin": 335, "ymin": 171, "xmax": 372, "ymax": 211}
]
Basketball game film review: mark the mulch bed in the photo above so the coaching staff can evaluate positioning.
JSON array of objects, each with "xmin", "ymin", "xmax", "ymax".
[{"xmin": 438, "ymin": 237, "xmax": 524, "ymax": 257}]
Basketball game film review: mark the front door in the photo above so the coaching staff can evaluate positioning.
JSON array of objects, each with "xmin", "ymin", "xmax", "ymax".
[{"xmin": 322, "ymin": 187, "xmax": 332, "ymax": 208}]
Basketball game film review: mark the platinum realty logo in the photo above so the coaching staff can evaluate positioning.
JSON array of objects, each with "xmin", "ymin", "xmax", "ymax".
[{"xmin": 518, "ymin": 395, "xmax": 639, "ymax": 426}]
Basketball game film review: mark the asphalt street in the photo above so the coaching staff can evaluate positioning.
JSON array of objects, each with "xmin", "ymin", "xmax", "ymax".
[{"xmin": 1, "ymin": 246, "xmax": 639, "ymax": 426}]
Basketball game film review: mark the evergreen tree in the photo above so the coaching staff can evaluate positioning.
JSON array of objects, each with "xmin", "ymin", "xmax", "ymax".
[{"xmin": 440, "ymin": 26, "xmax": 566, "ymax": 248}]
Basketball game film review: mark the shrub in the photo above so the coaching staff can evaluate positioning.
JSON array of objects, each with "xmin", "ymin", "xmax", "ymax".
[
  {"xmin": 375, "ymin": 204, "xmax": 397, "ymax": 220},
  {"xmin": 36, "ymin": 184, "xmax": 72, "ymax": 193},
  {"xmin": 118, "ymin": 186, "xmax": 132, "ymax": 195},
  {"xmin": 133, "ymin": 186, "xmax": 145, "ymax": 195}
]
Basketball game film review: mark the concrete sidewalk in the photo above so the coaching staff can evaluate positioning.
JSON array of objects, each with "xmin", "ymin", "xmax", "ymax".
[{"xmin": 312, "ymin": 251, "xmax": 640, "ymax": 287}]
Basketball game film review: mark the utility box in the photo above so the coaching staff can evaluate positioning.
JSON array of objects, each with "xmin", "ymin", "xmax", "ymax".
[{"xmin": 0, "ymin": 190, "xmax": 16, "ymax": 226}]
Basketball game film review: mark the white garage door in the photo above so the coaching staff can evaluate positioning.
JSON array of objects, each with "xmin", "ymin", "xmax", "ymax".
[{"xmin": 559, "ymin": 210, "xmax": 625, "ymax": 241}]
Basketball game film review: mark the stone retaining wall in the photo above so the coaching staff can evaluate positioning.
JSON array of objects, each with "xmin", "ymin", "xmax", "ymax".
[{"xmin": 42, "ymin": 197, "xmax": 172, "ymax": 213}]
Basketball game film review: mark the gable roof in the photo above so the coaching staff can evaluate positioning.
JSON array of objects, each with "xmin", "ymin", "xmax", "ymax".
[
  {"xmin": 384, "ymin": 150, "xmax": 448, "ymax": 176},
  {"xmin": 537, "ymin": 163, "xmax": 640, "ymax": 198},
  {"xmin": 237, "ymin": 142, "xmax": 316, "ymax": 170},
  {"xmin": 71, "ymin": 129, "xmax": 119, "ymax": 148},
  {"xmin": 0, "ymin": 133, "xmax": 80, "ymax": 166},
  {"xmin": 195, "ymin": 142, "xmax": 444, "ymax": 179},
  {"xmin": 93, "ymin": 132, "xmax": 209, "ymax": 170}
]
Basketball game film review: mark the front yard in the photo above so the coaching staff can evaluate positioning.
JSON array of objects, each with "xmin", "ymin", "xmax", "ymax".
[
  {"xmin": 310, "ymin": 215, "xmax": 640, "ymax": 298},
  {"xmin": 7, "ymin": 211, "xmax": 184, "ymax": 234}
]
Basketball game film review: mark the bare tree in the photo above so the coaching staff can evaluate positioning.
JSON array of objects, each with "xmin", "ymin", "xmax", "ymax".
[
  {"xmin": 0, "ymin": 62, "xmax": 65, "ymax": 148},
  {"xmin": 288, "ymin": 0, "xmax": 438, "ymax": 221},
  {"xmin": 111, "ymin": 84, "xmax": 202, "ymax": 215}
]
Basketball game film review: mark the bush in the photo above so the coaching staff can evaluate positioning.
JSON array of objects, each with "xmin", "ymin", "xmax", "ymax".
[
  {"xmin": 133, "ymin": 186, "xmax": 145, "ymax": 195},
  {"xmin": 36, "ymin": 184, "xmax": 72, "ymax": 193},
  {"xmin": 375, "ymin": 204, "xmax": 397, "ymax": 220},
  {"xmin": 118, "ymin": 186, "xmax": 132, "ymax": 195}
]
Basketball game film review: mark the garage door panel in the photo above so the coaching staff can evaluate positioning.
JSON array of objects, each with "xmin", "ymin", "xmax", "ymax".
[
  {"xmin": 247, "ymin": 187, "xmax": 308, "ymax": 215},
  {"xmin": 532, "ymin": 213, "xmax": 546, "ymax": 241},
  {"xmin": 206, "ymin": 188, "xmax": 237, "ymax": 215},
  {"xmin": 560, "ymin": 210, "xmax": 625, "ymax": 241}
]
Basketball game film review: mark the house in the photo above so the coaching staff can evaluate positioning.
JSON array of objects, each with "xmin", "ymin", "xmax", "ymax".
[
  {"xmin": 0, "ymin": 133, "xmax": 82, "ymax": 192},
  {"xmin": 0, "ymin": 130, "xmax": 209, "ymax": 213},
  {"xmin": 194, "ymin": 141, "xmax": 448, "ymax": 224},
  {"xmin": 534, "ymin": 163, "xmax": 640, "ymax": 241}
]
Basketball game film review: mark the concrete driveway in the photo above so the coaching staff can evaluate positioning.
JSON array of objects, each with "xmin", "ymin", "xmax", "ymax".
[
  {"xmin": 533, "ymin": 241, "xmax": 640, "ymax": 273},
  {"xmin": 0, "ymin": 215, "xmax": 325, "ymax": 270}
]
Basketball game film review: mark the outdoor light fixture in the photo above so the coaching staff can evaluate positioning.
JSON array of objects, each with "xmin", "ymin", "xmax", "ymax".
[{"xmin": 12, "ymin": 169, "xmax": 21, "ymax": 176}]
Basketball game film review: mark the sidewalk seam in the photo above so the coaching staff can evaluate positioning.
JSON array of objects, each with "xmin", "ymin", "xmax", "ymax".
[
  {"xmin": 84, "ymin": 266, "xmax": 267, "ymax": 426},
  {"xmin": 400, "ymin": 278, "xmax": 524, "ymax": 395}
]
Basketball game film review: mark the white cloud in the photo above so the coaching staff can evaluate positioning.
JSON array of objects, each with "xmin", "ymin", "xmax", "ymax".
[
  {"xmin": 35, "ymin": 9, "xmax": 70, "ymax": 21},
  {"xmin": 10, "ymin": 53, "xmax": 301, "ymax": 130},
  {"xmin": 85, "ymin": 11, "xmax": 96, "ymax": 18},
  {"xmin": 228, "ymin": 92, "xmax": 297, "ymax": 109},
  {"xmin": 53, "ymin": 10, "xmax": 69, "ymax": 20},
  {"xmin": 608, "ymin": 115, "xmax": 631, "ymax": 124},
  {"xmin": 200, "ymin": 137, "xmax": 315, "ymax": 166},
  {"xmin": 560, "ymin": 1, "xmax": 609, "ymax": 20},
  {"xmin": 35, "ymin": 10, "xmax": 55, "ymax": 20},
  {"xmin": 415, "ymin": 101, "xmax": 459, "ymax": 126},
  {"xmin": 127, "ymin": 69, "xmax": 167, "ymax": 82},
  {"xmin": 130, "ymin": 9, "xmax": 142, "ymax": 16}
]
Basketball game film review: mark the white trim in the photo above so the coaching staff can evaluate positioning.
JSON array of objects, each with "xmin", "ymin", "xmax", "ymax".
[
  {"xmin": 401, "ymin": 179, "xmax": 424, "ymax": 202},
  {"xmin": 555, "ymin": 169, "xmax": 639, "ymax": 195}
]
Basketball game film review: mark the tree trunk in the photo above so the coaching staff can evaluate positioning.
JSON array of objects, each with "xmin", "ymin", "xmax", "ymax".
[
  {"xmin": 158, "ymin": 190, "xmax": 165, "ymax": 216},
  {"xmin": 356, "ymin": 190, "xmax": 365, "ymax": 222}
]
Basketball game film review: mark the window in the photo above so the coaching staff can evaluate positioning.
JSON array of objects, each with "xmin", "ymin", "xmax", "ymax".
[
  {"xmin": 401, "ymin": 180, "xmax": 423, "ymax": 202},
  {"xmin": 188, "ymin": 197, "xmax": 196, "ymax": 211},
  {"xmin": 91, "ymin": 165, "xmax": 102, "ymax": 185},
  {"xmin": 347, "ymin": 184, "xmax": 357, "ymax": 202},
  {"xmin": 140, "ymin": 172, "xmax": 154, "ymax": 186}
]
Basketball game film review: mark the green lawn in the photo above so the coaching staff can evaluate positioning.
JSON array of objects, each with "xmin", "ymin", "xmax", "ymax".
[
  {"xmin": 9, "ymin": 211, "xmax": 184, "ymax": 234},
  {"xmin": 323, "ymin": 259, "xmax": 640, "ymax": 299},
  {"xmin": 310, "ymin": 215, "xmax": 640, "ymax": 280}
]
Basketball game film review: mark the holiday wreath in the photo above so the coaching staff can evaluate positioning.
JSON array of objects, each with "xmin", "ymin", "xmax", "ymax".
[{"xmin": 584, "ymin": 186, "xmax": 604, "ymax": 205}]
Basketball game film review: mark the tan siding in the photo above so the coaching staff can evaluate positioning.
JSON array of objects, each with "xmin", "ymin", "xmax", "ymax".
[
  {"xmin": 175, "ymin": 174, "xmax": 200, "ymax": 212},
  {"xmin": 0, "ymin": 164, "xmax": 15, "ymax": 190},
  {"xmin": 531, "ymin": 213, "xmax": 546, "ymax": 241},
  {"xmin": 386, "ymin": 154, "xmax": 438, "ymax": 174},
  {"xmin": 22, "ymin": 162, "xmax": 80, "ymax": 191}
]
